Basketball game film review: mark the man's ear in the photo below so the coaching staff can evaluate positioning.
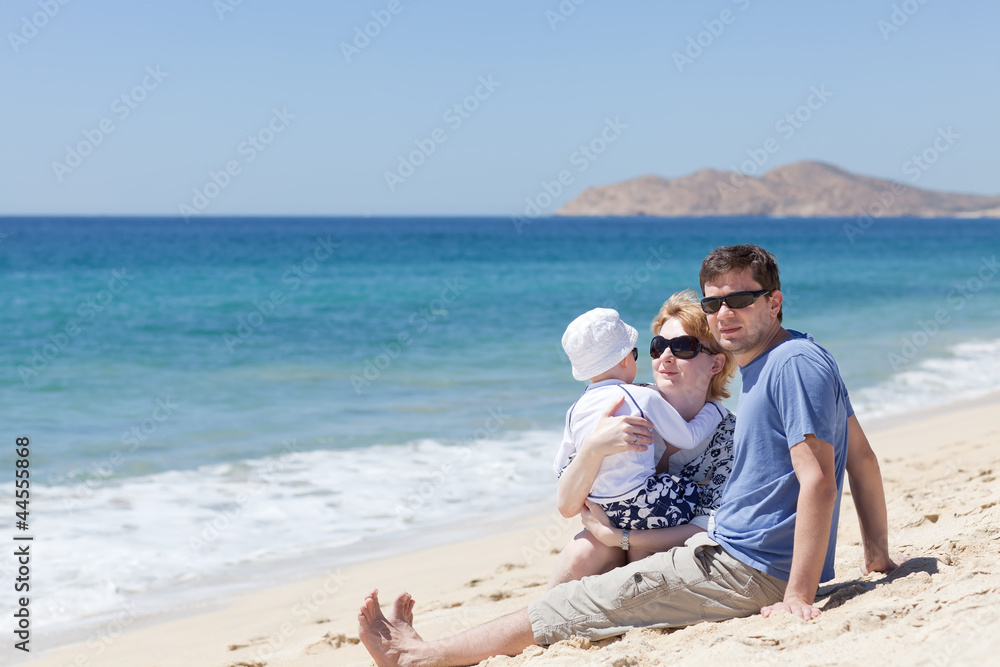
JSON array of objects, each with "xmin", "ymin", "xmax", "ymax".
[{"xmin": 768, "ymin": 289, "xmax": 783, "ymax": 318}]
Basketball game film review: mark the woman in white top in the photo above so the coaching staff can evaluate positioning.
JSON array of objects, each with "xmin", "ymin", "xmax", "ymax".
[{"xmin": 548, "ymin": 290, "xmax": 738, "ymax": 585}]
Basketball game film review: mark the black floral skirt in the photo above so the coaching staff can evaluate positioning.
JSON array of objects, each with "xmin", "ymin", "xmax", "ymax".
[{"xmin": 600, "ymin": 472, "xmax": 700, "ymax": 530}]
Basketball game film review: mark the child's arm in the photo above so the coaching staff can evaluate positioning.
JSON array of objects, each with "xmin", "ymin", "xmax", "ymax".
[
  {"xmin": 554, "ymin": 409, "xmax": 591, "ymax": 519},
  {"xmin": 556, "ymin": 396, "xmax": 652, "ymax": 518},
  {"xmin": 556, "ymin": 447, "xmax": 603, "ymax": 518},
  {"xmin": 641, "ymin": 395, "xmax": 722, "ymax": 450}
]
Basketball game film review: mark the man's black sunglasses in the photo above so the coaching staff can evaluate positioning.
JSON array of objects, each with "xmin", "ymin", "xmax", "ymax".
[
  {"xmin": 649, "ymin": 335, "xmax": 706, "ymax": 360},
  {"xmin": 700, "ymin": 290, "xmax": 772, "ymax": 314}
]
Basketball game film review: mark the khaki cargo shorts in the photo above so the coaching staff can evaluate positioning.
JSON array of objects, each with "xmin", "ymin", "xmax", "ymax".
[{"xmin": 528, "ymin": 532, "xmax": 787, "ymax": 645}]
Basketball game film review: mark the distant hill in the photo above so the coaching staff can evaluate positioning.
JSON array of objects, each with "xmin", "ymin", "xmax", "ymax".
[{"xmin": 555, "ymin": 161, "xmax": 1000, "ymax": 218}]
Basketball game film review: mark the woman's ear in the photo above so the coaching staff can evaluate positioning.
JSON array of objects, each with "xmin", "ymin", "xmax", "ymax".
[{"xmin": 710, "ymin": 353, "xmax": 726, "ymax": 375}]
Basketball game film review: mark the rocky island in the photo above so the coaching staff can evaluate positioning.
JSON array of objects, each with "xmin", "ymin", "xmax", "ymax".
[{"xmin": 556, "ymin": 161, "xmax": 1000, "ymax": 218}]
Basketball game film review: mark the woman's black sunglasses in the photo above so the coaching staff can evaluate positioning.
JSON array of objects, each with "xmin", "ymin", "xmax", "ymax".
[
  {"xmin": 649, "ymin": 335, "xmax": 706, "ymax": 360},
  {"xmin": 699, "ymin": 289, "xmax": 772, "ymax": 314}
]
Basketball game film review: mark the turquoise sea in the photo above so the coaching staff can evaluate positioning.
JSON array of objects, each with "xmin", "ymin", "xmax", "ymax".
[{"xmin": 1, "ymin": 216, "xmax": 998, "ymax": 634}]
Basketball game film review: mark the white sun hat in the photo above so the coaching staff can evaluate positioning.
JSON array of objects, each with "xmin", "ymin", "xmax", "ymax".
[{"xmin": 561, "ymin": 308, "xmax": 639, "ymax": 381}]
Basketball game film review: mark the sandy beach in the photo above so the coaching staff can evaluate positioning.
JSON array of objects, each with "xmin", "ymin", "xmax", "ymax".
[{"xmin": 24, "ymin": 396, "xmax": 1000, "ymax": 667}]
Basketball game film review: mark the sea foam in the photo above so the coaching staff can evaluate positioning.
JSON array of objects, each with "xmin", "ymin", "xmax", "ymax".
[
  {"xmin": 850, "ymin": 338, "xmax": 1000, "ymax": 421},
  {"xmin": 22, "ymin": 429, "xmax": 559, "ymax": 632}
]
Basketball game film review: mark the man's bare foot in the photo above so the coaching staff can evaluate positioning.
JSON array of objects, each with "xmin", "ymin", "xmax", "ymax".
[
  {"xmin": 390, "ymin": 592, "xmax": 423, "ymax": 640},
  {"xmin": 358, "ymin": 589, "xmax": 426, "ymax": 667}
]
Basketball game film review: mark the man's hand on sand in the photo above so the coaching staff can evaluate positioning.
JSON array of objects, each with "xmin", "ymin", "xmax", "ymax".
[
  {"xmin": 762, "ymin": 554, "xmax": 909, "ymax": 622},
  {"xmin": 761, "ymin": 597, "xmax": 822, "ymax": 621},
  {"xmin": 862, "ymin": 552, "xmax": 908, "ymax": 576}
]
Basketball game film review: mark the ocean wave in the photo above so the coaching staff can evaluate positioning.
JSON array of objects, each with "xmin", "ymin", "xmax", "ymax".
[
  {"xmin": 850, "ymin": 338, "xmax": 1000, "ymax": 422},
  {"xmin": 21, "ymin": 429, "xmax": 561, "ymax": 631}
]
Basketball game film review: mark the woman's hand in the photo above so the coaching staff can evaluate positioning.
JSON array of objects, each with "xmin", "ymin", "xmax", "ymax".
[
  {"xmin": 581, "ymin": 500, "xmax": 622, "ymax": 548},
  {"xmin": 580, "ymin": 396, "xmax": 654, "ymax": 461},
  {"xmin": 557, "ymin": 397, "xmax": 655, "ymax": 519}
]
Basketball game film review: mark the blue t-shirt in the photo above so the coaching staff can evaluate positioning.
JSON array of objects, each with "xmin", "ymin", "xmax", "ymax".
[{"xmin": 710, "ymin": 331, "xmax": 853, "ymax": 583}]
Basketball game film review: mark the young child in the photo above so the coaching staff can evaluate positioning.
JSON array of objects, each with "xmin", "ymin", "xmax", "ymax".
[{"xmin": 554, "ymin": 308, "xmax": 721, "ymax": 530}]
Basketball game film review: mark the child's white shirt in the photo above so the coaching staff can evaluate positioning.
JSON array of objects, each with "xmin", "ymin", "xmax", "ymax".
[{"xmin": 553, "ymin": 379, "xmax": 723, "ymax": 503}]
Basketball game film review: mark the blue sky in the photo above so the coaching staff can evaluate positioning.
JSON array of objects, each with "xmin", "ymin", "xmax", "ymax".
[{"xmin": 2, "ymin": 0, "xmax": 998, "ymax": 216}]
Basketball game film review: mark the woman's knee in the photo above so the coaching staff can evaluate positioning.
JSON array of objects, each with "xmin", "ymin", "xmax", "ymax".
[{"xmin": 550, "ymin": 530, "xmax": 624, "ymax": 587}]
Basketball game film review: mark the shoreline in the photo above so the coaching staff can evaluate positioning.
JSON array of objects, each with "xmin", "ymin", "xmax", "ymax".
[
  {"xmin": 21, "ymin": 495, "xmax": 557, "ymax": 659},
  {"xmin": 19, "ymin": 394, "xmax": 1000, "ymax": 666},
  {"xmin": 20, "ymin": 509, "xmax": 583, "ymax": 667},
  {"xmin": 863, "ymin": 389, "xmax": 1000, "ymax": 432}
]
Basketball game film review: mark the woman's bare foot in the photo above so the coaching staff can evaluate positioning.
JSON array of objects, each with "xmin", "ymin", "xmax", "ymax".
[{"xmin": 358, "ymin": 589, "xmax": 426, "ymax": 667}]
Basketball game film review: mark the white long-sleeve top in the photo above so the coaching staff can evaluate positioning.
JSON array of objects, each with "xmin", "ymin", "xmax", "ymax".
[{"xmin": 554, "ymin": 379, "xmax": 724, "ymax": 503}]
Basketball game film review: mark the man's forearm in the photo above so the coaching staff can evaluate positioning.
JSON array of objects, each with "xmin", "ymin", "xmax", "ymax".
[
  {"xmin": 845, "ymin": 416, "xmax": 892, "ymax": 570},
  {"xmin": 784, "ymin": 479, "xmax": 837, "ymax": 603},
  {"xmin": 785, "ymin": 437, "xmax": 838, "ymax": 606},
  {"xmin": 848, "ymin": 460, "xmax": 891, "ymax": 568}
]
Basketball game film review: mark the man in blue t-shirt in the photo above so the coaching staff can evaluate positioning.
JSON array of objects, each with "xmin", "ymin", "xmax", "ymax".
[
  {"xmin": 358, "ymin": 245, "xmax": 901, "ymax": 666},
  {"xmin": 699, "ymin": 244, "xmax": 881, "ymax": 620}
]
